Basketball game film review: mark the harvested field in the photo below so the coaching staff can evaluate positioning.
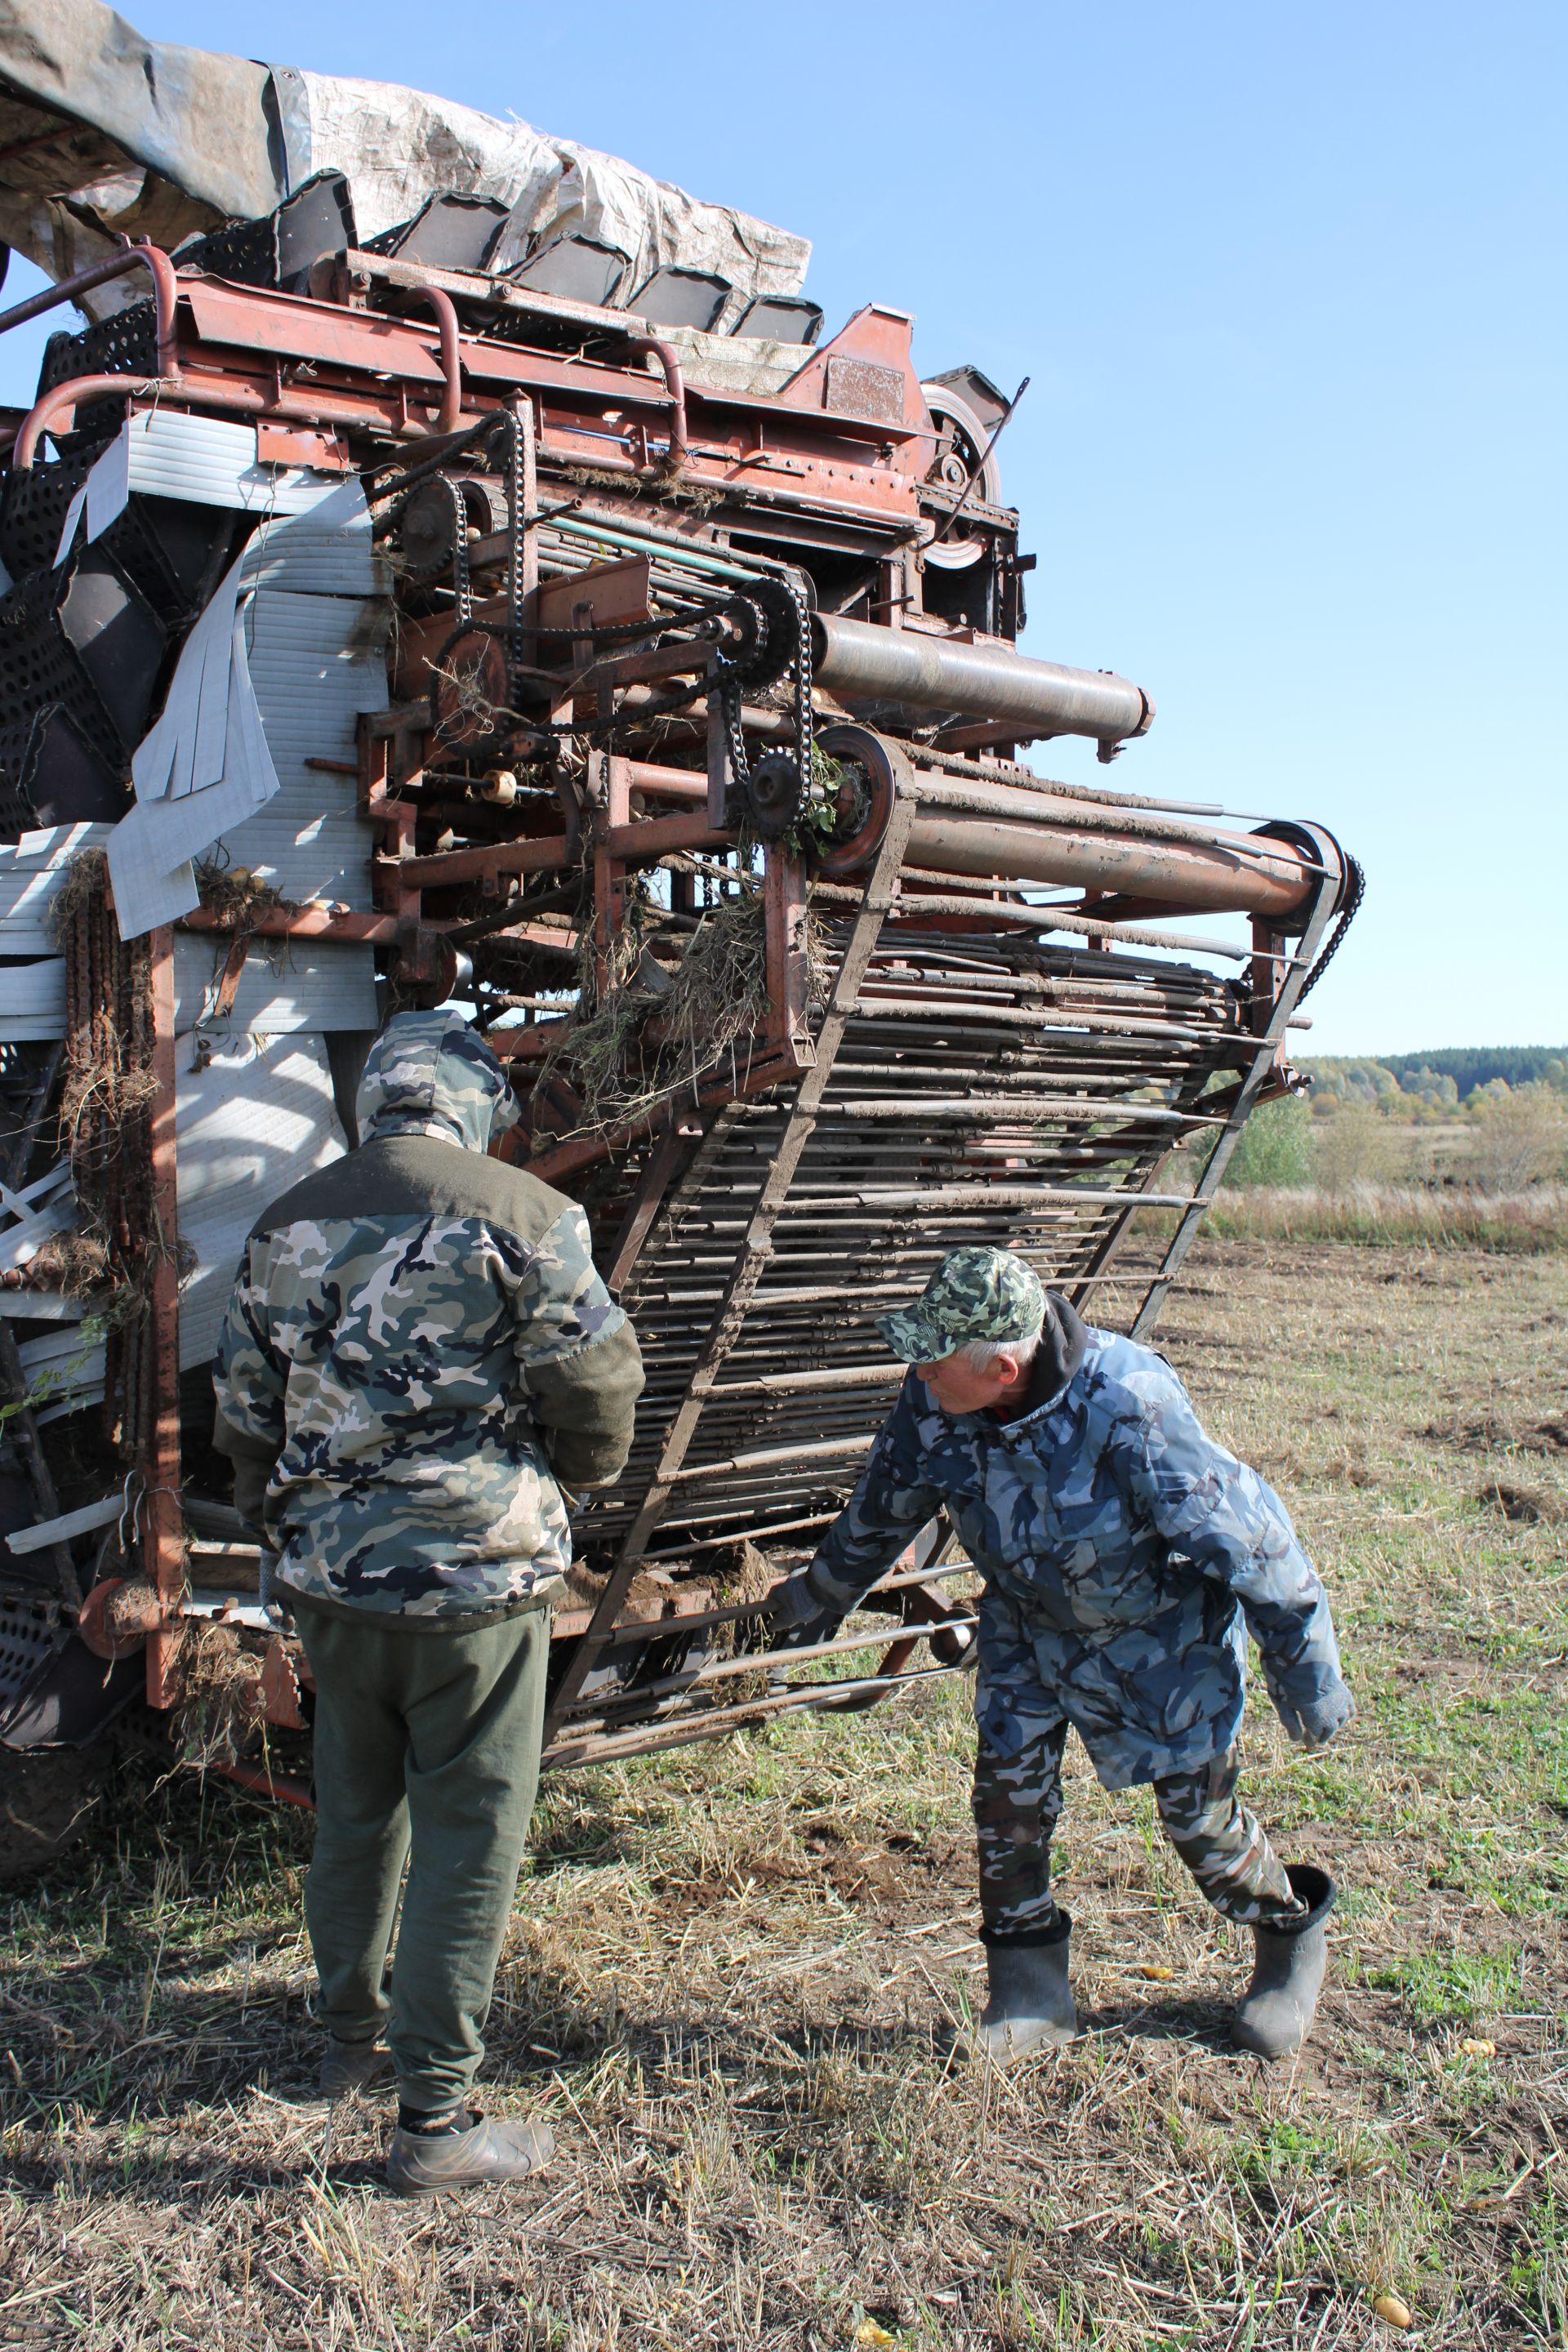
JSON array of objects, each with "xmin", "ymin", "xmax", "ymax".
[{"xmin": 2, "ymin": 1236, "xmax": 1566, "ymax": 2350}]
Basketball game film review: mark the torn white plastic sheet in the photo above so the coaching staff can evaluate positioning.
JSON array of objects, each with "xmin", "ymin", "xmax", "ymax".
[
  {"xmin": 175, "ymin": 1032, "xmax": 346, "ymax": 1369},
  {"xmin": 98, "ymin": 416, "xmax": 385, "ymax": 941},
  {"xmin": 106, "ymin": 550, "xmax": 281, "ymax": 937},
  {"xmin": 179, "ymin": 584, "xmax": 388, "ymax": 938}
]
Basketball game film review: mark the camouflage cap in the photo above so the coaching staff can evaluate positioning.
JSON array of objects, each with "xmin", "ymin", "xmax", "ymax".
[
  {"xmin": 875, "ymin": 1246, "xmax": 1046, "ymax": 1364},
  {"xmin": 357, "ymin": 1009, "xmax": 521, "ymax": 1152}
]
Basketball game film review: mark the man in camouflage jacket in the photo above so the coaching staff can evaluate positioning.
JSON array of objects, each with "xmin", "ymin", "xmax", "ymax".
[
  {"xmin": 213, "ymin": 1009, "xmax": 643, "ymax": 2194},
  {"xmin": 772, "ymin": 1246, "xmax": 1352, "ymax": 2064}
]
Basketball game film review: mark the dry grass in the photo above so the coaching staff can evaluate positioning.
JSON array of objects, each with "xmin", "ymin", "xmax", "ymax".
[
  {"xmin": 2, "ymin": 1236, "xmax": 1566, "ymax": 2347},
  {"xmin": 1200, "ymin": 1183, "xmax": 1568, "ymax": 1252}
]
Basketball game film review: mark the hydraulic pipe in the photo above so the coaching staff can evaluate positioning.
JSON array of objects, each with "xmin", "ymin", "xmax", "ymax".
[
  {"xmin": 0, "ymin": 239, "xmax": 179, "ymax": 373},
  {"xmin": 626, "ymin": 335, "xmax": 688, "ymax": 471},
  {"xmin": 812, "ymin": 612, "xmax": 1154, "ymax": 749},
  {"xmin": 903, "ymin": 812, "xmax": 1325, "ymax": 922},
  {"xmin": 11, "ymin": 372, "xmax": 186, "ymax": 468},
  {"xmin": 407, "ymin": 284, "xmax": 465, "ymax": 436}
]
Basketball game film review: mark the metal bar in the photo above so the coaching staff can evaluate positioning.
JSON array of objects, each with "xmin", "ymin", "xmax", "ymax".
[
  {"xmin": 925, "ymin": 375, "xmax": 1028, "ymax": 548},
  {"xmin": 908, "ymin": 775, "xmax": 1333, "ymax": 867},
  {"xmin": 1125, "ymin": 826, "xmax": 1348, "ymax": 1339},
  {"xmin": 556, "ymin": 1612, "xmax": 977, "ymax": 1721},
  {"xmin": 542, "ymin": 1662, "xmax": 956, "ymax": 1770},
  {"xmin": 540, "ymin": 786, "xmax": 917, "ymax": 1741},
  {"xmin": 201, "ymin": 1758, "xmax": 314, "ymax": 1811},
  {"xmin": 142, "ymin": 925, "xmax": 185, "ymax": 1707},
  {"xmin": 0, "ymin": 239, "xmax": 178, "ymax": 371},
  {"xmin": 900, "ymin": 739, "xmax": 1223, "ymax": 816}
]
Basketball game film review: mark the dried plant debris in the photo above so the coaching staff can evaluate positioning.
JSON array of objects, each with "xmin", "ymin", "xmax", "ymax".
[
  {"xmin": 191, "ymin": 858, "xmax": 297, "ymax": 929},
  {"xmin": 532, "ymin": 889, "xmax": 817, "ymax": 1143}
]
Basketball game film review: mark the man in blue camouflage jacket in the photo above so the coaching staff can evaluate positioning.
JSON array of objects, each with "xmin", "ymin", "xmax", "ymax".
[
  {"xmin": 213, "ymin": 1009, "xmax": 643, "ymax": 2193},
  {"xmin": 772, "ymin": 1245, "xmax": 1352, "ymax": 2063}
]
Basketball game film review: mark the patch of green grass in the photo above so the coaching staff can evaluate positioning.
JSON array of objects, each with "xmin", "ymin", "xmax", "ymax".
[
  {"xmin": 1510, "ymin": 2178, "xmax": 1568, "ymax": 2346},
  {"xmin": 1364, "ymin": 1946, "xmax": 1521, "ymax": 2026}
]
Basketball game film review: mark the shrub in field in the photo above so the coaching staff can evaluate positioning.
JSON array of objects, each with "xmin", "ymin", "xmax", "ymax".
[
  {"xmin": 1312, "ymin": 1101, "xmax": 1406, "ymax": 1193},
  {"xmin": 1211, "ymin": 1096, "xmax": 1316, "ymax": 1188},
  {"xmin": 1460, "ymin": 1083, "xmax": 1568, "ymax": 1189}
]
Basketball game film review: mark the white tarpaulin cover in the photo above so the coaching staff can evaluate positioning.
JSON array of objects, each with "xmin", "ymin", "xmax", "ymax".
[{"xmin": 0, "ymin": 1, "xmax": 808, "ymax": 319}]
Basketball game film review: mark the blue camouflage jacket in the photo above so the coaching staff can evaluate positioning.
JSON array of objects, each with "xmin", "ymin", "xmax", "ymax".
[{"xmin": 811, "ymin": 1316, "xmax": 1348, "ymax": 1788}]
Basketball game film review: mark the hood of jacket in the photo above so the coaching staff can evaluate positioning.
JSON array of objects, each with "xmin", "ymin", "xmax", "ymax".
[{"xmin": 355, "ymin": 1009, "xmax": 522, "ymax": 1154}]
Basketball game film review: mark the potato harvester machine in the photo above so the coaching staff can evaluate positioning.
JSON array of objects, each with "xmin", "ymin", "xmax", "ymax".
[{"xmin": 0, "ymin": 26, "xmax": 1358, "ymax": 1869}]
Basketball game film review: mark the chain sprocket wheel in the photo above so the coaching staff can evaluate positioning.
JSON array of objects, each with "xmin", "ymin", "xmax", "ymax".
[
  {"xmin": 429, "ymin": 624, "xmax": 513, "ymax": 751},
  {"xmin": 740, "ymin": 750, "xmax": 808, "ymax": 840},
  {"xmin": 719, "ymin": 572, "xmax": 815, "ymax": 836},
  {"xmin": 804, "ymin": 721, "xmax": 906, "ymax": 875}
]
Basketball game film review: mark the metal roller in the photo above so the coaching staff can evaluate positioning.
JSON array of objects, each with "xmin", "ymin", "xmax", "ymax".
[
  {"xmin": 811, "ymin": 612, "xmax": 1155, "ymax": 749},
  {"xmin": 904, "ymin": 813, "xmax": 1325, "ymax": 923}
]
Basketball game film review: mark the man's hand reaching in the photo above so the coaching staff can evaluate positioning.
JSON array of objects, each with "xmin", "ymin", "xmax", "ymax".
[
  {"xmin": 1272, "ymin": 1679, "xmax": 1356, "ymax": 1750},
  {"xmin": 767, "ymin": 1562, "xmax": 846, "ymax": 1653}
]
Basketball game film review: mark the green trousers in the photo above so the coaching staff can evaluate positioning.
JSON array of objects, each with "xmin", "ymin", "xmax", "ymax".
[{"xmin": 296, "ymin": 1604, "xmax": 549, "ymax": 2114}]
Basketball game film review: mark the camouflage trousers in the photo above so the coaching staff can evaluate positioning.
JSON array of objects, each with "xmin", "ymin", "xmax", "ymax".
[{"xmin": 973, "ymin": 1704, "xmax": 1301, "ymax": 1941}]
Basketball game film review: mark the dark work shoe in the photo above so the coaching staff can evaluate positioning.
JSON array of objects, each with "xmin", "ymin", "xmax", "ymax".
[
  {"xmin": 318, "ymin": 2037, "xmax": 396, "ymax": 2100},
  {"xmin": 386, "ymin": 2112, "xmax": 555, "ymax": 2198},
  {"xmin": 970, "ymin": 1915, "xmax": 1076, "ymax": 2061},
  {"xmin": 1233, "ymin": 1864, "xmax": 1337, "ymax": 2060}
]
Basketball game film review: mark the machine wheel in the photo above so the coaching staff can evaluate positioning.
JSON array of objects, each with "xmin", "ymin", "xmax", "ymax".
[{"xmin": 0, "ymin": 1740, "xmax": 110, "ymax": 1882}]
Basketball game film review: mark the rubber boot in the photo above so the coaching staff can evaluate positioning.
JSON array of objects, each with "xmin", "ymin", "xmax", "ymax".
[
  {"xmin": 971, "ymin": 1914, "xmax": 1076, "ymax": 2061},
  {"xmin": 318, "ymin": 2038, "xmax": 395, "ymax": 2100},
  {"xmin": 387, "ymin": 2111, "xmax": 555, "ymax": 2198},
  {"xmin": 1233, "ymin": 1864, "xmax": 1337, "ymax": 2060}
]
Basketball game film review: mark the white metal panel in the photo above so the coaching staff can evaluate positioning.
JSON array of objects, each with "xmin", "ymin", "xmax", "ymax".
[
  {"xmin": 0, "ymin": 959, "xmax": 65, "ymax": 1040},
  {"xmin": 175, "ymin": 1031, "xmax": 347, "ymax": 1369},
  {"xmin": 18, "ymin": 1323, "xmax": 105, "ymax": 1412},
  {"xmin": 238, "ymin": 477, "xmax": 388, "ymax": 598},
  {"xmin": 0, "ymin": 823, "xmax": 113, "ymax": 954},
  {"xmin": 172, "ymin": 934, "xmax": 379, "ymax": 1035}
]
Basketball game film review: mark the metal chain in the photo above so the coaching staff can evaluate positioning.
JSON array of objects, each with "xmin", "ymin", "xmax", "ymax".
[
  {"xmin": 445, "ymin": 476, "xmax": 473, "ymax": 630},
  {"xmin": 790, "ymin": 572, "xmax": 814, "ymax": 804},
  {"xmin": 504, "ymin": 403, "xmax": 528, "ymax": 675},
  {"xmin": 1294, "ymin": 852, "xmax": 1365, "ymax": 1004}
]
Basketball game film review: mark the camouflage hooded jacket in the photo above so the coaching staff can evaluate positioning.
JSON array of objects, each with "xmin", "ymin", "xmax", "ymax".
[
  {"xmin": 212, "ymin": 1011, "xmax": 643, "ymax": 1625},
  {"xmin": 811, "ymin": 1306, "xmax": 1348, "ymax": 1788}
]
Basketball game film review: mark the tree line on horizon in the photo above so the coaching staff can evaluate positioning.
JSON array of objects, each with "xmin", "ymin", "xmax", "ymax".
[{"xmin": 1301, "ymin": 1046, "xmax": 1568, "ymax": 1105}]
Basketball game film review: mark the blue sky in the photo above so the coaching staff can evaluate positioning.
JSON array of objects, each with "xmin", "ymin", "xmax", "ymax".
[{"xmin": 3, "ymin": 0, "xmax": 1562, "ymax": 1056}]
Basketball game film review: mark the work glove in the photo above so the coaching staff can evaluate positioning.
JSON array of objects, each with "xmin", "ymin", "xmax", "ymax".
[
  {"xmin": 230, "ymin": 1454, "xmax": 273, "ymax": 1540},
  {"xmin": 1272, "ymin": 1679, "xmax": 1356, "ymax": 1750},
  {"xmin": 767, "ymin": 1560, "xmax": 848, "ymax": 1653}
]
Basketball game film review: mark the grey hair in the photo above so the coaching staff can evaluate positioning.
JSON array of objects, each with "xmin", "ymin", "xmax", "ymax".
[{"xmin": 956, "ymin": 1327, "xmax": 1041, "ymax": 1372}]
